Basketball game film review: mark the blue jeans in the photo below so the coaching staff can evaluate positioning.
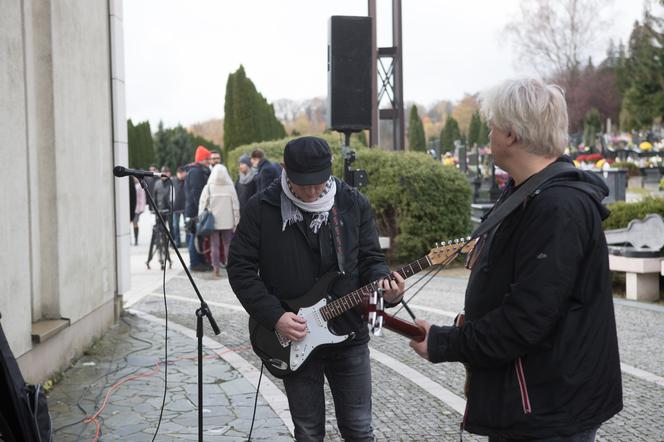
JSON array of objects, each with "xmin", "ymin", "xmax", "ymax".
[
  {"xmin": 171, "ymin": 212, "xmax": 183, "ymax": 247},
  {"xmin": 283, "ymin": 343, "xmax": 373, "ymax": 442},
  {"xmin": 489, "ymin": 427, "xmax": 599, "ymax": 442},
  {"xmin": 187, "ymin": 230, "xmax": 206, "ymax": 268}
]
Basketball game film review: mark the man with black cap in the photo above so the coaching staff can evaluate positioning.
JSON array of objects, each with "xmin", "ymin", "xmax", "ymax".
[
  {"xmin": 228, "ymin": 136, "xmax": 405, "ymax": 441},
  {"xmin": 250, "ymin": 148, "xmax": 281, "ymax": 192}
]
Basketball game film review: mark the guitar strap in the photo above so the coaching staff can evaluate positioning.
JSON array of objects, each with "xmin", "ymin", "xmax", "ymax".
[
  {"xmin": 471, "ymin": 161, "xmax": 577, "ymax": 239},
  {"xmin": 329, "ymin": 206, "xmax": 345, "ymax": 275}
]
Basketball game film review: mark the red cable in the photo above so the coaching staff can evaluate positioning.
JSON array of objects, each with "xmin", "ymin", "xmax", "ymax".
[{"xmin": 82, "ymin": 345, "xmax": 250, "ymax": 441}]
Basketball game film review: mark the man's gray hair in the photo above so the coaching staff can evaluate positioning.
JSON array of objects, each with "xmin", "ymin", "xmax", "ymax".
[{"xmin": 479, "ymin": 78, "xmax": 568, "ymax": 157}]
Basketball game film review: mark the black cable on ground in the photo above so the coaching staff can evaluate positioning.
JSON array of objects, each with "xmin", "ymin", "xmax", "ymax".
[
  {"xmin": 247, "ymin": 363, "xmax": 265, "ymax": 441},
  {"xmin": 52, "ymin": 417, "xmax": 87, "ymax": 434},
  {"xmin": 152, "ymin": 251, "xmax": 169, "ymax": 442}
]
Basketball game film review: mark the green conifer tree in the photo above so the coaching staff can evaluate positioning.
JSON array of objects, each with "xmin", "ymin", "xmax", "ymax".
[
  {"xmin": 154, "ymin": 124, "xmax": 220, "ymax": 171},
  {"xmin": 223, "ymin": 65, "xmax": 286, "ymax": 152},
  {"xmin": 477, "ymin": 118, "xmax": 490, "ymax": 146},
  {"xmin": 127, "ymin": 119, "xmax": 154, "ymax": 169},
  {"xmin": 222, "ymin": 72, "xmax": 237, "ymax": 157},
  {"xmin": 440, "ymin": 116, "xmax": 461, "ymax": 153},
  {"xmin": 620, "ymin": 14, "xmax": 664, "ymax": 130},
  {"xmin": 583, "ymin": 108, "xmax": 602, "ymax": 147},
  {"xmin": 407, "ymin": 105, "xmax": 426, "ymax": 152},
  {"xmin": 467, "ymin": 111, "xmax": 481, "ymax": 148}
]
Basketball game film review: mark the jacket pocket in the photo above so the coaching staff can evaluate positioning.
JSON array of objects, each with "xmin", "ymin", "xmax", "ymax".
[{"xmin": 515, "ymin": 357, "xmax": 532, "ymax": 414}]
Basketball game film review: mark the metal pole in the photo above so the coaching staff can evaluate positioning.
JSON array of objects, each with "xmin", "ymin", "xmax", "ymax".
[
  {"xmin": 368, "ymin": 0, "xmax": 377, "ymax": 148},
  {"xmin": 393, "ymin": 0, "xmax": 404, "ymax": 151}
]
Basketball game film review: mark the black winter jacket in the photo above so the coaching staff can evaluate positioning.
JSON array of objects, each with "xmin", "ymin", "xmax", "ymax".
[
  {"xmin": 152, "ymin": 177, "xmax": 172, "ymax": 212},
  {"xmin": 235, "ymin": 175, "xmax": 257, "ymax": 212},
  {"xmin": 254, "ymin": 159, "xmax": 280, "ymax": 193},
  {"xmin": 184, "ymin": 163, "xmax": 210, "ymax": 218},
  {"xmin": 172, "ymin": 177, "xmax": 186, "ymax": 212},
  {"xmin": 428, "ymin": 160, "xmax": 622, "ymax": 438},
  {"xmin": 227, "ymin": 178, "xmax": 390, "ymax": 343}
]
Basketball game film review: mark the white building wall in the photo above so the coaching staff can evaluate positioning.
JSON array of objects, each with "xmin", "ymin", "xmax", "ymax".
[
  {"xmin": 0, "ymin": 0, "xmax": 34, "ymax": 357},
  {"xmin": 50, "ymin": 0, "xmax": 116, "ymax": 321},
  {"xmin": 0, "ymin": 0, "xmax": 126, "ymax": 383},
  {"xmin": 111, "ymin": 0, "xmax": 131, "ymax": 298}
]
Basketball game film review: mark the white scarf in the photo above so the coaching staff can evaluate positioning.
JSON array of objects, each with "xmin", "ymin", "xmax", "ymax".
[{"xmin": 280, "ymin": 170, "xmax": 336, "ymax": 233}]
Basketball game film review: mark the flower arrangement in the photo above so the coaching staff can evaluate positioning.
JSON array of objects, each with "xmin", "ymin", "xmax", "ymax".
[
  {"xmin": 575, "ymin": 153, "xmax": 604, "ymax": 163},
  {"xmin": 574, "ymin": 153, "xmax": 613, "ymax": 170}
]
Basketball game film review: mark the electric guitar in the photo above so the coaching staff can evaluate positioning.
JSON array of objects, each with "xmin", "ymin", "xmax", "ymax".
[{"xmin": 249, "ymin": 238, "xmax": 477, "ymax": 378}]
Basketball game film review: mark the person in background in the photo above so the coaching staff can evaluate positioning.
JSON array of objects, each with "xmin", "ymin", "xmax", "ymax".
[
  {"xmin": 185, "ymin": 146, "xmax": 212, "ymax": 271},
  {"xmin": 131, "ymin": 176, "xmax": 146, "ymax": 246},
  {"xmin": 129, "ymin": 175, "xmax": 136, "ymax": 233},
  {"xmin": 250, "ymin": 149, "xmax": 280, "ymax": 193},
  {"xmin": 145, "ymin": 164, "xmax": 159, "ymax": 212},
  {"xmin": 152, "ymin": 166, "xmax": 173, "ymax": 213},
  {"xmin": 234, "ymin": 154, "xmax": 257, "ymax": 213},
  {"xmin": 171, "ymin": 166, "xmax": 187, "ymax": 248},
  {"xmin": 199, "ymin": 164, "xmax": 240, "ymax": 277},
  {"xmin": 210, "ymin": 151, "xmax": 221, "ymax": 169},
  {"xmin": 146, "ymin": 166, "xmax": 173, "ymax": 268}
]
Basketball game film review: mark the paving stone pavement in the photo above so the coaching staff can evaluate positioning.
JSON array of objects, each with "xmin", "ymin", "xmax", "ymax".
[
  {"xmin": 48, "ymin": 217, "xmax": 664, "ymax": 441},
  {"xmin": 48, "ymin": 312, "xmax": 292, "ymax": 441},
  {"xmin": 124, "ymin": 266, "xmax": 664, "ymax": 441}
]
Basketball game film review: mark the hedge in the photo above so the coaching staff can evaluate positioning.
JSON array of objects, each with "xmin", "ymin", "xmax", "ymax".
[
  {"xmin": 603, "ymin": 196, "xmax": 664, "ymax": 230},
  {"xmin": 228, "ymin": 135, "xmax": 472, "ymax": 263},
  {"xmin": 611, "ymin": 161, "xmax": 641, "ymax": 177}
]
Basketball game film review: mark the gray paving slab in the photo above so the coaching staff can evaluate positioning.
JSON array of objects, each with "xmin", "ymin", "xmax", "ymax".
[{"xmin": 48, "ymin": 312, "xmax": 291, "ymax": 441}]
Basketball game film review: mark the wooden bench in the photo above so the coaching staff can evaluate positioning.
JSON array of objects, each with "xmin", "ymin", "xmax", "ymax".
[{"xmin": 605, "ymin": 214, "xmax": 664, "ymax": 302}]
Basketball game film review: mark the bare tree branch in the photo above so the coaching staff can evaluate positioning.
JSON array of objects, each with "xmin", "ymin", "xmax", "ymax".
[{"xmin": 505, "ymin": 0, "xmax": 612, "ymax": 77}]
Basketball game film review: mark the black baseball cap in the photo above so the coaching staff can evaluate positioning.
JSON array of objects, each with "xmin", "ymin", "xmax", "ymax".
[{"xmin": 284, "ymin": 137, "xmax": 332, "ymax": 185}]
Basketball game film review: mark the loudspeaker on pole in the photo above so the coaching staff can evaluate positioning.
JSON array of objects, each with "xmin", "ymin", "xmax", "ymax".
[{"xmin": 327, "ymin": 16, "xmax": 372, "ymax": 132}]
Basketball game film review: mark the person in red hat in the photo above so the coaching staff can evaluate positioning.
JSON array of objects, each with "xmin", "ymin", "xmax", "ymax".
[{"xmin": 185, "ymin": 146, "xmax": 212, "ymax": 271}]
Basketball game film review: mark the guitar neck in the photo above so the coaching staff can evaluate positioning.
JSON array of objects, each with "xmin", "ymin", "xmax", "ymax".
[
  {"xmin": 320, "ymin": 256, "xmax": 432, "ymax": 321},
  {"xmin": 381, "ymin": 312, "xmax": 426, "ymax": 342}
]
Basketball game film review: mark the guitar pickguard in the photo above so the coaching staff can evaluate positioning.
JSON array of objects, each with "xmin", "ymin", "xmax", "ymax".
[{"xmin": 289, "ymin": 298, "xmax": 350, "ymax": 371}]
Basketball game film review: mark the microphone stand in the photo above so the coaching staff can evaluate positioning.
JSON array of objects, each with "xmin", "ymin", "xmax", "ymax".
[{"xmin": 137, "ymin": 177, "xmax": 220, "ymax": 442}]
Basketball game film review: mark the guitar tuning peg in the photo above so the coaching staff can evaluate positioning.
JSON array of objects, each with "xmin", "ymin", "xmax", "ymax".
[
  {"xmin": 435, "ymin": 242, "xmax": 439, "ymax": 248},
  {"xmin": 454, "ymin": 238, "xmax": 459, "ymax": 244},
  {"xmin": 466, "ymin": 236, "xmax": 471, "ymax": 241}
]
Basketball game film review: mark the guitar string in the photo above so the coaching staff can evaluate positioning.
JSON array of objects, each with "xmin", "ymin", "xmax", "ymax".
[
  {"xmin": 393, "ymin": 264, "xmax": 444, "ymax": 317},
  {"xmin": 321, "ymin": 256, "xmax": 432, "ymax": 320}
]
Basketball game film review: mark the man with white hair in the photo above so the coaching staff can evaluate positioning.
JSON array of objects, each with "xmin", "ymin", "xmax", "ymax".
[{"xmin": 410, "ymin": 79, "xmax": 622, "ymax": 441}]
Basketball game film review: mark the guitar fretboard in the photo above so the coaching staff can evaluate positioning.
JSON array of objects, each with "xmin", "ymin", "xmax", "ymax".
[{"xmin": 319, "ymin": 256, "xmax": 432, "ymax": 321}]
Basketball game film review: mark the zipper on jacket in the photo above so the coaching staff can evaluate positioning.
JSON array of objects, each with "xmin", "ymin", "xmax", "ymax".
[{"xmin": 515, "ymin": 357, "xmax": 532, "ymax": 414}]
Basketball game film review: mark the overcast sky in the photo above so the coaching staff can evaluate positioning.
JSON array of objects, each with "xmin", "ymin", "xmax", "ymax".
[{"xmin": 123, "ymin": 0, "xmax": 649, "ymax": 128}]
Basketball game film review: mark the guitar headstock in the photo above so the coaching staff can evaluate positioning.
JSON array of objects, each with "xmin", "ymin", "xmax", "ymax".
[{"xmin": 427, "ymin": 237, "xmax": 476, "ymax": 265}]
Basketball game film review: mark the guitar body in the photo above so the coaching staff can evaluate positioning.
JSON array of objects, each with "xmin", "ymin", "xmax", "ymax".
[{"xmin": 249, "ymin": 272, "xmax": 351, "ymax": 378}]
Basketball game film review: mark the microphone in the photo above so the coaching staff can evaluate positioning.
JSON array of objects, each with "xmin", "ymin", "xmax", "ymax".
[{"xmin": 113, "ymin": 166, "xmax": 165, "ymax": 178}]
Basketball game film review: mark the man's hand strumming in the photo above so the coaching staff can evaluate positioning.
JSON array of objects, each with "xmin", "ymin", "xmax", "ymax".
[{"xmin": 275, "ymin": 312, "xmax": 308, "ymax": 342}]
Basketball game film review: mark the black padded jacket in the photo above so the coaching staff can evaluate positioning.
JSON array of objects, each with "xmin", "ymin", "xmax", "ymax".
[{"xmin": 428, "ymin": 158, "xmax": 623, "ymax": 439}]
